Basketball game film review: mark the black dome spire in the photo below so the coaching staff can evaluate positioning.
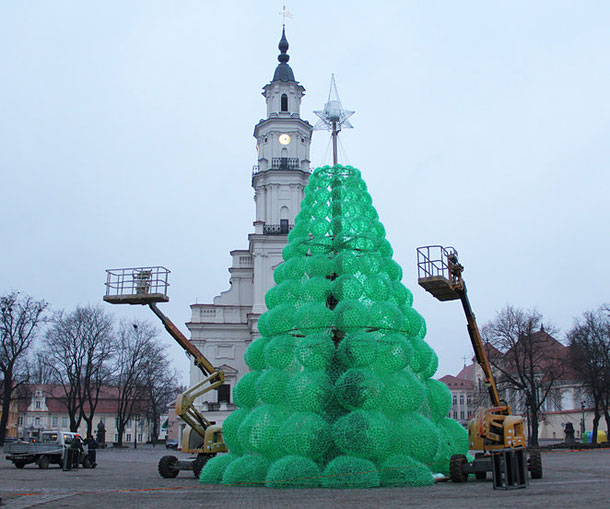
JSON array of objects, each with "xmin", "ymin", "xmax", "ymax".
[
  {"xmin": 278, "ymin": 26, "xmax": 289, "ymax": 62},
  {"xmin": 273, "ymin": 26, "xmax": 295, "ymax": 82}
]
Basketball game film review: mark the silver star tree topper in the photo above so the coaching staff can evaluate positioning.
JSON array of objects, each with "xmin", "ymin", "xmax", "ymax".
[{"xmin": 314, "ymin": 74, "xmax": 355, "ymax": 165}]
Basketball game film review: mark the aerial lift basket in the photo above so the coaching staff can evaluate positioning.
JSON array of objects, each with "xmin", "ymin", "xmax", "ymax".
[
  {"xmin": 103, "ymin": 266, "xmax": 170, "ymax": 305},
  {"xmin": 416, "ymin": 245, "xmax": 461, "ymax": 301}
]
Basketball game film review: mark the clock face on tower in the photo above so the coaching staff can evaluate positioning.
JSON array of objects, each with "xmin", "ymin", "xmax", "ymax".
[{"xmin": 279, "ymin": 133, "xmax": 291, "ymax": 145}]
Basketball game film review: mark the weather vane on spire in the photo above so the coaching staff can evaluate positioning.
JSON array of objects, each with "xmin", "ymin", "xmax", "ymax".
[
  {"xmin": 314, "ymin": 74, "xmax": 355, "ymax": 165},
  {"xmin": 279, "ymin": 4, "xmax": 293, "ymax": 26}
]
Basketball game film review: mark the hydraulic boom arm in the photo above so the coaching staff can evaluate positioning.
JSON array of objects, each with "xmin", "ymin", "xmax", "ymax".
[
  {"xmin": 148, "ymin": 302, "xmax": 224, "ymax": 433},
  {"xmin": 148, "ymin": 303, "xmax": 220, "ymax": 379},
  {"xmin": 417, "ymin": 247, "xmax": 525, "ymax": 452},
  {"xmin": 446, "ymin": 253, "xmax": 502, "ymax": 408},
  {"xmin": 453, "ymin": 283, "xmax": 502, "ymax": 408},
  {"xmin": 103, "ymin": 266, "xmax": 227, "ymax": 454}
]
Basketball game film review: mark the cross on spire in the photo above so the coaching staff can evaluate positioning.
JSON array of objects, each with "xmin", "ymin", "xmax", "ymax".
[{"xmin": 279, "ymin": 4, "xmax": 293, "ymax": 26}]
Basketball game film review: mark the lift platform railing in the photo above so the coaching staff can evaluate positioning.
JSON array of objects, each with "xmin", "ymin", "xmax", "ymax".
[
  {"xmin": 104, "ymin": 266, "xmax": 170, "ymax": 304},
  {"xmin": 416, "ymin": 245, "xmax": 462, "ymax": 302},
  {"xmin": 416, "ymin": 245, "xmax": 457, "ymax": 281}
]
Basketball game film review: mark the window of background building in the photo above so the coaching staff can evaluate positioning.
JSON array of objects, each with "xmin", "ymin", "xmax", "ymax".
[
  {"xmin": 52, "ymin": 416, "xmax": 58, "ymax": 427},
  {"xmin": 62, "ymin": 417, "xmax": 68, "ymax": 427},
  {"xmin": 452, "ymin": 394, "xmax": 457, "ymax": 405},
  {"xmin": 218, "ymin": 384, "xmax": 230, "ymax": 403},
  {"xmin": 460, "ymin": 411, "xmax": 465, "ymax": 420},
  {"xmin": 137, "ymin": 433, "xmax": 142, "ymax": 442},
  {"xmin": 127, "ymin": 419, "xmax": 132, "ymax": 429},
  {"xmin": 35, "ymin": 401, "xmax": 41, "ymax": 409},
  {"xmin": 561, "ymin": 390, "xmax": 573, "ymax": 410},
  {"xmin": 18, "ymin": 416, "xmax": 23, "ymax": 425},
  {"xmin": 459, "ymin": 394, "xmax": 464, "ymax": 406},
  {"xmin": 453, "ymin": 411, "xmax": 458, "ymax": 419},
  {"xmin": 35, "ymin": 417, "xmax": 40, "ymax": 427},
  {"xmin": 114, "ymin": 433, "xmax": 118, "ymax": 442},
  {"xmin": 126, "ymin": 433, "xmax": 132, "ymax": 442},
  {"xmin": 467, "ymin": 395, "xmax": 472, "ymax": 406}
]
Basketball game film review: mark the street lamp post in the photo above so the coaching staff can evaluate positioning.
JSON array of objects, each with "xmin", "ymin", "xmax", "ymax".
[{"xmin": 581, "ymin": 401, "xmax": 586, "ymax": 438}]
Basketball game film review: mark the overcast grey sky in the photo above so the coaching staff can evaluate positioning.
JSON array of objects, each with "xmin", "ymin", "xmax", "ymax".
[{"xmin": 1, "ymin": 1, "xmax": 609, "ymax": 383}]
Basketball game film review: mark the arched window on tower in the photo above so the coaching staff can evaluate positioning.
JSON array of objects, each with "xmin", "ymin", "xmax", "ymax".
[{"xmin": 281, "ymin": 94, "xmax": 288, "ymax": 112}]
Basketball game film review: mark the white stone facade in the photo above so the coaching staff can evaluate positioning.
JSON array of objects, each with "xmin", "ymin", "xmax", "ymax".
[{"xmin": 187, "ymin": 34, "xmax": 312, "ymax": 424}]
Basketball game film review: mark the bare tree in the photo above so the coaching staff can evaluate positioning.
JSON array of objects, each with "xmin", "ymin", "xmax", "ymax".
[
  {"xmin": 568, "ymin": 305, "xmax": 610, "ymax": 440},
  {"xmin": 0, "ymin": 291, "xmax": 47, "ymax": 445},
  {"xmin": 140, "ymin": 343, "xmax": 179, "ymax": 446},
  {"xmin": 79, "ymin": 307, "xmax": 115, "ymax": 437},
  {"xmin": 482, "ymin": 306, "xmax": 566, "ymax": 446},
  {"xmin": 45, "ymin": 310, "xmax": 86, "ymax": 431},
  {"xmin": 44, "ymin": 305, "xmax": 115, "ymax": 434},
  {"xmin": 113, "ymin": 320, "xmax": 158, "ymax": 447},
  {"xmin": 28, "ymin": 351, "xmax": 54, "ymax": 384}
]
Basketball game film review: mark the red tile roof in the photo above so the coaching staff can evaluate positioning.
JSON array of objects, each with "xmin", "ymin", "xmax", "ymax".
[
  {"xmin": 17, "ymin": 384, "xmax": 150, "ymax": 414},
  {"xmin": 442, "ymin": 331, "xmax": 578, "ymax": 382},
  {"xmin": 439, "ymin": 374, "xmax": 475, "ymax": 390},
  {"xmin": 456, "ymin": 363, "xmax": 474, "ymax": 381},
  {"xmin": 501, "ymin": 330, "xmax": 576, "ymax": 379}
]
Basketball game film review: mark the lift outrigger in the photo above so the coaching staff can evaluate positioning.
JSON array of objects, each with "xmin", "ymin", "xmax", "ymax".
[
  {"xmin": 103, "ymin": 266, "xmax": 226, "ymax": 478},
  {"xmin": 417, "ymin": 246, "xmax": 542, "ymax": 489}
]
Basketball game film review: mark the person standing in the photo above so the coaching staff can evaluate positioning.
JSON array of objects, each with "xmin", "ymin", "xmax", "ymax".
[
  {"xmin": 85, "ymin": 436, "xmax": 98, "ymax": 468},
  {"xmin": 70, "ymin": 436, "xmax": 82, "ymax": 469}
]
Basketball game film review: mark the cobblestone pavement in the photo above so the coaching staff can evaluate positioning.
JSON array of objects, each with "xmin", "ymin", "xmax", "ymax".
[{"xmin": 1, "ymin": 446, "xmax": 609, "ymax": 508}]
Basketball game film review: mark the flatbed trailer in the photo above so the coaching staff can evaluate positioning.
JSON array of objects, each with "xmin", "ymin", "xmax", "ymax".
[{"xmin": 4, "ymin": 431, "xmax": 92, "ymax": 469}]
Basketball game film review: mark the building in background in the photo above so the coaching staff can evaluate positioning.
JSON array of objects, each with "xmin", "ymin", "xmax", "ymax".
[
  {"xmin": 186, "ymin": 28, "xmax": 313, "ymax": 425},
  {"xmin": 164, "ymin": 399, "xmax": 183, "ymax": 446},
  {"xmin": 440, "ymin": 329, "xmax": 594, "ymax": 440},
  {"xmin": 159, "ymin": 414, "xmax": 169, "ymax": 441},
  {"xmin": 0, "ymin": 381, "xmax": 20, "ymax": 439},
  {"xmin": 439, "ymin": 374, "xmax": 475, "ymax": 425},
  {"xmin": 15, "ymin": 384, "xmax": 152, "ymax": 446}
]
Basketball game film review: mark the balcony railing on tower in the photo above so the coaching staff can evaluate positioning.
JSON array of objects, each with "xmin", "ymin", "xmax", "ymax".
[
  {"xmin": 252, "ymin": 160, "xmax": 312, "ymax": 175},
  {"xmin": 263, "ymin": 223, "xmax": 294, "ymax": 235},
  {"xmin": 272, "ymin": 157, "xmax": 300, "ymax": 169}
]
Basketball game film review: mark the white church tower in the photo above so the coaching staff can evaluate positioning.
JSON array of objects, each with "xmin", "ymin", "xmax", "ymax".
[{"xmin": 187, "ymin": 28, "xmax": 312, "ymax": 423}]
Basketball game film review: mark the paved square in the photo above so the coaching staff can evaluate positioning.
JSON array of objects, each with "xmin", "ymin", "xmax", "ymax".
[{"xmin": 1, "ymin": 446, "xmax": 608, "ymax": 508}]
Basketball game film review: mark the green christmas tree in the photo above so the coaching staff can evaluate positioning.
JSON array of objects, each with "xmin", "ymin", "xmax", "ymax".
[{"xmin": 200, "ymin": 164, "xmax": 468, "ymax": 488}]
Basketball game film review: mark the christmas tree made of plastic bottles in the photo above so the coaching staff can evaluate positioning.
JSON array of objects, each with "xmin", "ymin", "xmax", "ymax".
[{"xmin": 200, "ymin": 164, "xmax": 468, "ymax": 488}]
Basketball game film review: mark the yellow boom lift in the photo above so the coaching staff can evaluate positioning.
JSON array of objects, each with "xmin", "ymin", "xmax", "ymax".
[
  {"xmin": 416, "ymin": 246, "xmax": 542, "ymax": 489},
  {"xmin": 103, "ymin": 266, "xmax": 226, "ymax": 479}
]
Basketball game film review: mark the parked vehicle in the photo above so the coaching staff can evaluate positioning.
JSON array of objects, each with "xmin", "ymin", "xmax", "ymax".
[
  {"xmin": 165, "ymin": 439, "xmax": 179, "ymax": 450},
  {"xmin": 4, "ymin": 431, "xmax": 93, "ymax": 469}
]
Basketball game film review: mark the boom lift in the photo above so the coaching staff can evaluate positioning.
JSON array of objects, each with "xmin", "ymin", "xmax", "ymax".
[
  {"xmin": 416, "ymin": 246, "xmax": 542, "ymax": 489},
  {"xmin": 103, "ymin": 266, "xmax": 227, "ymax": 479}
]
